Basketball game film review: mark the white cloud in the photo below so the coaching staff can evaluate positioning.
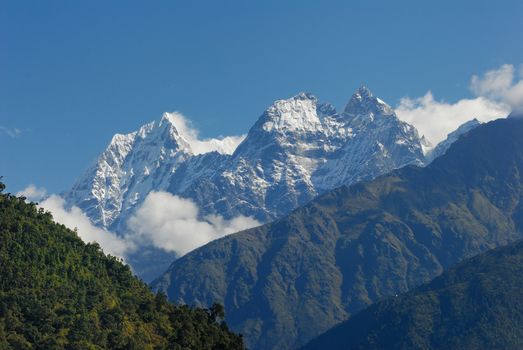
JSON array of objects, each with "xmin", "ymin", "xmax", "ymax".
[
  {"xmin": 0, "ymin": 126, "xmax": 21, "ymax": 138},
  {"xmin": 470, "ymin": 64, "xmax": 523, "ymax": 112},
  {"xmin": 470, "ymin": 64, "xmax": 515, "ymax": 97},
  {"xmin": 16, "ymin": 184, "xmax": 47, "ymax": 202},
  {"xmin": 125, "ymin": 191, "xmax": 260, "ymax": 256},
  {"xmin": 396, "ymin": 92, "xmax": 509, "ymax": 145},
  {"xmin": 39, "ymin": 195, "xmax": 135, "ymax": 259},
  {"xmin": 163, "ymin": 112, "xmax": 245, "ymax": 155},
  {"xmin": 395, "ymin": 63, "xmax": 523, "ymax": 144},
  {"xmin": 17, "ymin": 185, "xmax": 259, "ymax": 262}
]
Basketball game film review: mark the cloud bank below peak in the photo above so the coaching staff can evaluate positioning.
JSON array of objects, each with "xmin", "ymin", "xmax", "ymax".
[
  {"xmin": 39, "ymin": 194, "xmax": 134, "ymax": 259},
  {"xmin": 125, "ymin": 191, "xmax": 261, "ymax": 256},
  {"xmin": 17, "ymin": 184, "xmax": 261, "ymax": 262}
]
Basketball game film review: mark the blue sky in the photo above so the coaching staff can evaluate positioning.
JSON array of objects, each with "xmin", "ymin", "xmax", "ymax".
[{"xmin": 1, "ymin": 0, "xmax": 523, "ymax": 194}]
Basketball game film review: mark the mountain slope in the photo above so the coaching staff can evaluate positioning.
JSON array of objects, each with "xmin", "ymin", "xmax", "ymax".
[
  {"xmin": 302, "ymin": 239, "xmax": 523, "ymax": 350},
  {"xmin": 63, "ymin": 114, "xmax": 195, "ymax": 229},
  {"xmin": 0, "ymin": 183, "xmax": 244, "ymax": 349},
  {"xmin": 65, "ymin": 87, "xmax": 426, "ymax": 228},
  {"xmin": 172, "ymin": 88, "xmax": 426, "ymax": 223},
  {"xmin": 425, "ymin": 118, "xmax": 480, "ymax": 163},
  {"xmin": 152, "ymin": 117, "xmax": 523, "ymax": 350},
  {"xmin": 63, "ymin": 88, "xmax": 428, "ymax": 281}
]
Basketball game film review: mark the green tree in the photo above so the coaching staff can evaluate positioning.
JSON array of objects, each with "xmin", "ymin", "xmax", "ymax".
[{"xmin": 0, "ymin": 181, "xmax": 244, "ymax": 350}]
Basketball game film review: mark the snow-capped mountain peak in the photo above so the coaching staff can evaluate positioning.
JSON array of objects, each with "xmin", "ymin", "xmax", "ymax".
[
  {"xmin": 353, "ymin": 85, "xmax": 374, "ymax": 99},
  {"xmin": 343, "ymin": 85, "xmax": 394, "ymax": 117},
  {"xmin": 64, "ymin": 87, "xmax": 479, "ymax": 281},
  {"xmin": 260, "ymin": 92, "xmax": 323, "ymax": 133},
  {"xmin": 65, "ymin": 87, "xmax": 431, "ymax": 231},
  {"xmin": 64, "ymin": 116, "xmax": 193, "ymax": 228}
]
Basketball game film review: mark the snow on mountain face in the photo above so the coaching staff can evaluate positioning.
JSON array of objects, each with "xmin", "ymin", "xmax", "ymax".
[
  {"xmin": 63, "ymin": 86, "xmax": 486, "ymax": 280},
  {"xmin": 170, "ymin": 93, "xmax": 331, "ymax": 222},
  {"xmin": 175, "ymin": 87, "xmax": 427, "ymax": 223},
  {"xmin": 64, "ymin": 86, "xmax": 478, "ymax": 279},
  {"xmin": 343, "ymin": 85, "xmax": 394, "ymax": 116},
  {"xmin": 425, "ymin": 118, "xmax": 481, "ymax": 164},
  {"xmin": 65, "ymin": 87, "xmax": 431, "ymax": 234},
  {"xmin": 312, "ymin": 86, "xmax": 425, "ymax": 192},
  {"xmin": 261, "ymin": 92, "xmax": 324, "ymax": 133},
  {"xmin": 63, "ymin": 113, "xmax": 239, "ymax": 228}
]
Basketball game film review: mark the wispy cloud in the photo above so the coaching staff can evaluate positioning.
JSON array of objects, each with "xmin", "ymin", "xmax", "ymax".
[
  {"xmin": 17, "ymin": 184, "xmax": 135, "ymax": 259},
  {"xmin": 470, "ymin": 64, "xmax": 523, "ymax": 113},
  {"xmin": 39, "ymin": 194, "xmax": 135, "ymax": 259},
  {"xmin": 162, "ymin": 112, "xmax": 245, "ymax": 155},
  {"xmin": 16, "ymin": 184, "xmax": 47, "ymax": 202},
  {"xmin": 0, "ymin": 126, "xmax": 22, "ymax": 138}
]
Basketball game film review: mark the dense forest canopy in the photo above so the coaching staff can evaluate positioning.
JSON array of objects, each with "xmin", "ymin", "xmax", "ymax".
[{"xmin": 0, "ymin": 181, "xmax": 244, "ymax": 349}]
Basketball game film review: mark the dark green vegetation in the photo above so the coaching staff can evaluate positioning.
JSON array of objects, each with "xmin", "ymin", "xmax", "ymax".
[
  {"xmin": 152, "ymin": 117, "xmax": 523, "ymax": 350},
  {"xmin": 0, "ymin": 183, "xmax": 244, "ymax": 350},
  {"xmin": 302, "ymin": 239, "xmax": 523, "ymax": 350}
]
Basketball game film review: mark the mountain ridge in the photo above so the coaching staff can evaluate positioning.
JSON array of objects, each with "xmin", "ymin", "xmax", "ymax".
[
  {"xmin": 64, "ymin": 87, "xmax": 427, "ymax": 230},
  {"xmin": 152, "ymin": 117, "xmax": 523, "ymax": 350},
  {"xmin": 63, "ymin": 87, "xmax": 481, "ymax": 281},
  {"xmin": 301, "ymin": 239, "xmax": 523, "ymax": 350}
]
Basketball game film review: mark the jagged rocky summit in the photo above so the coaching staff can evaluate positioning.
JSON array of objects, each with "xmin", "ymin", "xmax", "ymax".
[
  {"xmin": 63, "ymin": 86, "xmax": 479, "ymax": 280},
  {"xmin": 64, "ymin": 87, "xmax": 438, "ymax": 228}
]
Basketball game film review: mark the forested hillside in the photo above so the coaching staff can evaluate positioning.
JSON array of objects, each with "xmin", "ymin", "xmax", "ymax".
[
  {"xmin": 302, "ymin": 239, "xmax": 523, "ymax": 350},
  {"xmin": 0, "ymin": 182, "xmax": 244, "ymax": 349}
]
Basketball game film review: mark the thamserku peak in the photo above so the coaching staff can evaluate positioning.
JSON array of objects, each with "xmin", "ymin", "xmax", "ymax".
[{"xmin": 63, "ymin": 86, "xmax": 480, "ymax": 280}]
